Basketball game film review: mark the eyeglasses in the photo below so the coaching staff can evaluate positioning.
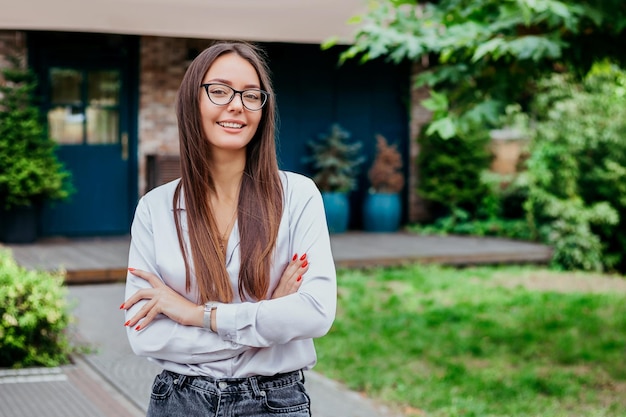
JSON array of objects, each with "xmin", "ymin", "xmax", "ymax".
[{"xmin": 200, "ymin": 83, "xmax": 268, "ymax": 111}]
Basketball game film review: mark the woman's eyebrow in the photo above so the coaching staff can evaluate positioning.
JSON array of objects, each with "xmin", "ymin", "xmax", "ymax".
[{"xmin": 206, "ymin": 78, "xmax": 261, "ymax": 89}]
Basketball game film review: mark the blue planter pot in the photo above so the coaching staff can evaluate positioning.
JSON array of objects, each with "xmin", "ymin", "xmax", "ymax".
[
  {"xmin": 321, "ymin": 192, "xmax": 350, "ymax": 234},
  {"xmin": 363, "ymin": 193, "xmax": 401, "ymax": 232}
]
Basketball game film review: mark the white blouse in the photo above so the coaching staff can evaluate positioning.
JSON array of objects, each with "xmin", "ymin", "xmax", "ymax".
[{"xmin": 124, "ymin": 171, "xmax": 337, "ymax": 378}]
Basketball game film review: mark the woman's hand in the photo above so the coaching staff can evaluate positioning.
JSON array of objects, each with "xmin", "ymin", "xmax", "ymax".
[
  {"xmin": 271, "ymin": 253, "xmax": 309, "ymax": 299},
  {"xmin": 122, "ymin": 268, "xmax": 202, "ymax": 330}
]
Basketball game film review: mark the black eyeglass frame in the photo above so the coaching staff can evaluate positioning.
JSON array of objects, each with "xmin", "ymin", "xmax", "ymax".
[{"xmin": 200, "ymin": 83, "xmax": 269, "ymax": 111}]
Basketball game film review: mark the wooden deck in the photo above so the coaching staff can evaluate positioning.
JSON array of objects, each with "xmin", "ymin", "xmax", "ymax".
[{"xmin": 2, "ymin": 232, "xmax": 553, "ymax": 284}]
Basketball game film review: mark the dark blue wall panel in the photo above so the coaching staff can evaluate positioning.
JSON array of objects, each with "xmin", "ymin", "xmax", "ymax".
[{"xmin": 264, "ymin": 43, "xmax": 410, "ymax": 228}]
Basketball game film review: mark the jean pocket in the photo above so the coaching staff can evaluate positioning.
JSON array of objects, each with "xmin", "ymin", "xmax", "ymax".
[
  {"xmin": 262, "ymin": 381, "xmax": 310, "ymax": 414},
  {"xmin": 150, "ymin": 371, "xmax": 175, "ymax": 401}
]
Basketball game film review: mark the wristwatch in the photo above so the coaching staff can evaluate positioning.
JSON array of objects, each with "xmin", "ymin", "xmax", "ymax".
[{"xmin": 203, "ymin": 303, "xmax": 217, "ymax": 331}]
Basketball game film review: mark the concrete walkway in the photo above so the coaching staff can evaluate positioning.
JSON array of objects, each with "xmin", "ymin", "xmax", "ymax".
[{"xmin": 0, "ymin": 232, "xmax": 552, "ymax": 416}]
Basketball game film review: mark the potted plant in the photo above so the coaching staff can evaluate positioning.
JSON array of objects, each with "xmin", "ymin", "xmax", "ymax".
[
  {"xmin": 0, "ymin": 55, "xmax": 73, "ymax": 243},
  {"xmin": 305, "ymin": 124, "xmax": 364, "ymax": 233},
  {"xmin": 363, "ymin": 134, "xmax": 405, "ymax": 232}
]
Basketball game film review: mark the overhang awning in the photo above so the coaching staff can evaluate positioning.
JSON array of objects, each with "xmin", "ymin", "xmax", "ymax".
[{"xmin": 0, "ymin": 0, "xmax": 366, "ymax": 44}]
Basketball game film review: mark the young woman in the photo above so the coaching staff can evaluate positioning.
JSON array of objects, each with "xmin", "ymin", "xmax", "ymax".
[{"xmin": 122, "ymin": 41, "xmax": 336, "ymax": 416}]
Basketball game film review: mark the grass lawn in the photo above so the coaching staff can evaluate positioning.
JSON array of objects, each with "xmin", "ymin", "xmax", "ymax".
[{"xmin": 314, "ymin": 264, "xmax": 626, "ymax": 417}]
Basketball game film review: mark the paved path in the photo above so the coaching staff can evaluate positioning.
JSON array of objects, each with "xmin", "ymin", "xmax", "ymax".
[{"xmin": 0, "ymin": 356, "xmax": 144, "ymax": 417}]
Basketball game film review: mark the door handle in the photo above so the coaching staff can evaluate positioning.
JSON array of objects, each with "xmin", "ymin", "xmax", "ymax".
[{"xmin": 121, "ymin": 132, "xmax": 128, "ymax": 161}]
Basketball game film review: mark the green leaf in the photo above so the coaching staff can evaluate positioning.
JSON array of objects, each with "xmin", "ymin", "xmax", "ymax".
[
  {"xmin": 321, "ymin": 36, "xmax": 339, "ymax": 50},
  {"xmin": 426, "ymin": 117, "xmax": 457, "ymax": 140},
  {"xmin": 472, "ymin": 37, "xmax": 506, "ymax": 62},
  {"xmin": 346, "ymin": 14, "xmax": 362, "ymax": 25},
  {"xmin": 508, "ymin": 35, "xmax": 563, "ymax": 61},
  {"xmin": 421, "ymin": 90, "xmax": 449, "ymax": 113}
]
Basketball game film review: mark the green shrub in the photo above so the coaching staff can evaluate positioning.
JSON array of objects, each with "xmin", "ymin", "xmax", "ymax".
[
  {"xmin": 413, "ymin": 62, "xmax": 626, "ymax": 274},
  {"xmin": 410, "ymin": 167, "xmax": 533, "ymax": 240},
  {"xmin": 0, "ymin": 248, "xmax": 72, "ymax": 368},
  {"xmin": 525, "ymin": 61, "xmax": 626, "ymax": 272},
  {"xmin": 0, "ymin": 55, "xmax": 73, "ymax": 210},
  {"xmin": 416, "ymin": 128, "xmax": 493, "ymax": 220}
]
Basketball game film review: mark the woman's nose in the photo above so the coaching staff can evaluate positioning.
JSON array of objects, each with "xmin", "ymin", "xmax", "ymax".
[{"xmin": 228, "ymin": 92, "xmax": 245, "ymax": 111}]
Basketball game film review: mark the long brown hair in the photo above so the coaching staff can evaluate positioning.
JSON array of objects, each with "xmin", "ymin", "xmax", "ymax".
[{"xmin": 173, "ymin": 41, "xmax": 283, "ymax": 303}]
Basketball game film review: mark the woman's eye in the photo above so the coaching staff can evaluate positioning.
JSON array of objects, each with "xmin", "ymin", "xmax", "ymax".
[{"xmin": 243, "ymin": 92, "xmax": 260, "ymax": 101}]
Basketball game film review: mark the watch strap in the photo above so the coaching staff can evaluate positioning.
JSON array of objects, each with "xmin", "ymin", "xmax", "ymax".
[{"xmin": 203, "ymin": 303, "xmax": 217, "ymax": 331}]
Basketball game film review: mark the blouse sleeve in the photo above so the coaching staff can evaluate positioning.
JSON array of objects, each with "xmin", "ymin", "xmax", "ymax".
[
  {"xmin": 215, "ymin": 175, "xmax": 337, "ymax": 347},
  {"xmin": 124, "ymin": 196, "xmax": 252, "ymax": 364}
]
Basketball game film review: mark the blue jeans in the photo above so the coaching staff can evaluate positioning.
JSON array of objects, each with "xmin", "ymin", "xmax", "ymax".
[{"xmin": 146, "ymin": 369, "xmax": 311, "ymax": 417}]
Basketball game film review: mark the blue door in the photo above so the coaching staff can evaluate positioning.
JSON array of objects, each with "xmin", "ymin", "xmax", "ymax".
[{"xmin": 30, "ymin": 33, "xmax": 138, "ymax": 236}]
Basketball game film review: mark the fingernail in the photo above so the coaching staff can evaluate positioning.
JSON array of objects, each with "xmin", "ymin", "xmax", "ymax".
[
  {"xmin": 297, "ymin": 276, "xmax": 302, "ymax": 282},
  {"xmin": 135, "ymin": 325, "xmax": 141, "ymax": 331},
  {"xmin": 128, "ymin": 267, "xmax": 135, "ymax": 271},
  {"xmin": 302, "ymin": 260, "xmax": 308, "ymax": 268},
  {"xmin": 292, "ymin": 253, "xmax": 298, "ymax": 261},
  {"xmin": 119, "ymin": 303, "xmax": 125, "ymax": 310},
  {"xmin": 124, "ymin": 320, "xmax": 130, "ymax": 326},
  {"xmin": 300, "ymin": 254, "xmax": 307, "ymax": 261}
]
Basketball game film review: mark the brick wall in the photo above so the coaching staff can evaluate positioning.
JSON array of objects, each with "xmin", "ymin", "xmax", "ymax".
[
  {"xmin": 137, "ymin": 36, "xmax": 186, "ymax": 194},
  {"xmin": 137, "ymin": 37, "xmax": 214, "ymax": 194},
  {"xmin": 0, "ymin": 30, "xmax": 26, "ymax": 86}
]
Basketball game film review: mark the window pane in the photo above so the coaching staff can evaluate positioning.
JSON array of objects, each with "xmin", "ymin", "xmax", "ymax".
[
  {"xmin": 88, "ymin": 70, "xmax": 120, "ymax": 105},
  {"xmin": 86, "ymin": 107, "xmax": 119, "ymax": 144},
  {"xmin": 47, "ymin": 106, "xmax": 85, "ymax": 145},
  {"xmin": 50, "ymin": 68, "xmax": 82, "ymax": 105},
  {"xmin": 48, "ymin": 68, "xmax": 84, "ymax": 144},
  {"xmin": 86, "ymin": 70, "xmax": 120, "ymax": 144}
]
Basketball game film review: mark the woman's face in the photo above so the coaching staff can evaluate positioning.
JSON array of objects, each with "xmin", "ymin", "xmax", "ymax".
[{"xmin": 200, "ymin": 53, "xmax": 263, "ymax": 154}]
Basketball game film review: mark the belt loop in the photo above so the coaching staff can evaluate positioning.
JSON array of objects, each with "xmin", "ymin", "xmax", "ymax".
[
  {"xmin": 249, "ymin": 376, "xmax": 264, "ymax": 398},
  {"xmin": 299, "ymin": 369, "xmax": 305, "ymax": 384},
  {"xmin": 174, "ymin": 374, "xmax": 187, "ymax": 388}
]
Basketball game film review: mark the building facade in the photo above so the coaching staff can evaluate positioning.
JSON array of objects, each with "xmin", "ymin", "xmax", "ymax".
[{"xmin": 1, "ymin": 1, "xmax": 428, "ymax": 237}]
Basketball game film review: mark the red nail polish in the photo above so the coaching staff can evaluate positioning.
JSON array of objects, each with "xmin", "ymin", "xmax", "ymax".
[
  {"xmin": 297, "ymin": 276, "xmax": 302, "ymax": 282},
  {"xmin": 302, "ymin": 260, "xmax": 308, "ymax": 268},
  {"xmin": 300, "ymin": 254, "xmax": 307, "ymax": 261},
  {"xmin": 128, "ymin": 267, "xmax": 135, "ymax": 272},
  {"xmin": 124, "ymin": 320, "xmax": 130, "ymax": 326},
  {"xmin": 119, "ymin": 303, "xmax": 125, "ymax": 310},
  {"xmin": 292, "ymin": 253, "xmax": 298, "ymax": 261},
  {"xmin": 135, "ymin": 325, "xmax": 141, "ymax": 331}
]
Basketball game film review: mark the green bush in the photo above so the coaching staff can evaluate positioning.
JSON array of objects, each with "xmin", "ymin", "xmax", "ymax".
[
  {"xmin": 525, "ymin": 61, "xmax": 626, "ymax": 272},
  {"xmin": 410, "ymin": 167, "xmax": 533, "ymax": 240},
  {"xmin": 0, "ymin": 248, "xmax": 72, "ymax": 368},
  {"xmin": 412, "ymin": 62, "xmax": 626, "ymax": 274},
  {"xmin": 416, "ymin": 127, "xmax": 493, "ymax": 220},
  {"xmin": 0, "ymin": 55, "xmax": 73, "ymax": 210}
]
